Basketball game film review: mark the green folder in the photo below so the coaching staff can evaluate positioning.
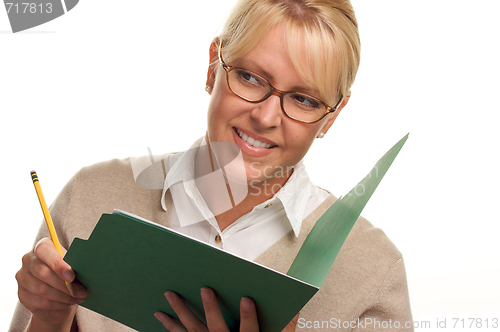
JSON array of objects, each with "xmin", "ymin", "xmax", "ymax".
[{"xmin": 64, "ymin": 134, "xmax": 408, "ymax": 332}]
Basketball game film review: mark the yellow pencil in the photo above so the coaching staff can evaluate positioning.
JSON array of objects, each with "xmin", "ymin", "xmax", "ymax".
[{"xmin": 31, "ymin": 171, "xmax": 75, "ymax": 298}]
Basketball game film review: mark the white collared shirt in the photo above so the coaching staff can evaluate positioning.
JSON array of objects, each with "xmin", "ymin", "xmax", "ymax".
[{"xmin": 160, "ymin": 137, "xmax": 329, "ymax": 261}]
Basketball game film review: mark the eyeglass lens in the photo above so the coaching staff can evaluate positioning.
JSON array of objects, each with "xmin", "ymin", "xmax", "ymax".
[{"xmin": 227, "ymin": 68, "xmax": 328, "ymax": 123}]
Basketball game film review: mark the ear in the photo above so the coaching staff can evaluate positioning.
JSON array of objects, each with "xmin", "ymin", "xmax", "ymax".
[
  {"xmin": 320, "ymin": 92, "xmax": 350, "ymax": 135},
  {"xmin": 206, "ymin": 39, "xmax": 220, "ymax": 91}
]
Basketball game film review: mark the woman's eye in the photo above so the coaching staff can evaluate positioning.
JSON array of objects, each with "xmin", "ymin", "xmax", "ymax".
[
  {"xmin": 237, "ymin": 70, "xmax": 262, "ymax": 86},
  {"xmin": 292, "ymin": 94, "xmax": 320, "ymax": 109}
]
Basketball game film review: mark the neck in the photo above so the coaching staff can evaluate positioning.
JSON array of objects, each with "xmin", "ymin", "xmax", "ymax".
[{"xmin": 193, "ymin": 142, "xmax": 291, "ymax": 231}]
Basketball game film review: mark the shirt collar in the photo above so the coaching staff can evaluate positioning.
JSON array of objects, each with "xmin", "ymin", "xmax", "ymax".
[
  {"xmin": 269, "ymin": 160, "xmax": 313, "ymax": 236},
  {"xmin": 160, "ymin": 137, "xmax": 316, "ymax": 237},
  {"xmin": 165, "ymin": 137, "xmax": 203, "ymax": 188},
  {"xmin": 160, "ymin": 136, "xmax": 205, "ymax": 211}
]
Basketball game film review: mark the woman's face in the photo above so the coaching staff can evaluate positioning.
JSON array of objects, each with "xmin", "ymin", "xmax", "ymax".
[{"xmin": 206, "ymin": 26, "xmax": 346, "ymax": 190}]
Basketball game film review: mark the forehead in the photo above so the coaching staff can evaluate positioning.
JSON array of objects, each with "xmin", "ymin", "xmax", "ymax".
[
  {"xmin": 231, "ymin": 25, "xmax": 324, "ymax": 95},
  {"xmin": 235, "ymin": 27, "xmax": 293, "ymax": 74},
  {"xmin": 221, "ymin": 19, "xmax": 340, "ymax": 105},
  {"xmin": 259, "ymin": 24, "xmax": 338, "ymax": 104}
]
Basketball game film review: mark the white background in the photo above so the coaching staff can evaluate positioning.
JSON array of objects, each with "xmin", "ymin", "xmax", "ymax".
[{"xmin": 1, "ymin": 0, "xmax": 499, "ymax": 330}]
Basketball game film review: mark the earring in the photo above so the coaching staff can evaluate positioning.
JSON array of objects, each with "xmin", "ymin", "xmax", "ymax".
[
  {"xmin": 205, "ymin": 85, "xmax": 212, "ymax": 93},
  {"xmin": 317, "ymin": 132, "xmax": 325, "ymax": 139}
]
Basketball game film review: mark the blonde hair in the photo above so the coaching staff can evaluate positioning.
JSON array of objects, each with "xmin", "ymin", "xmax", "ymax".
[{"xmin": 217, "ymin": 0, "xmax": 360, "ymax": 106}]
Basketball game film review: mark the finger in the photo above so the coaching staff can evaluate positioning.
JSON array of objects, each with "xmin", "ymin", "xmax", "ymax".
[
  {"xmin": 18, "ymin": 284, "xmax": 80, "ymax": 312},
  {"xmin": 18, "ymin": 253, "xmax": 79, "ymax": 305},
  {"xmin": 239, "ymin": 297, "xmax": 259, "ymax": 332},
  {"xmin": 34, "ymin": 238, "xmax": 75, "ymax": 285},
  {"xmin": 200, "ymin": 287, "xmax": 228, "ymax": 332},
  {"xmin": 282, "ymin": 312, "xmax": 300, "ymax": 332},
  {"xmin": 34, "ymin": 238, "xmax": 85, "ymax": 300},
  {"xmin": 17, "ymin": 266, "xmax": 81, "ymax": 306},
  {"xmin": 71, "ymin": 280, "xmax": 88, "ymax": 299},
  {"xmin": 23, "ymin": 249, "xmax": 75, "ymax": 299},
  {"xmin": 164, "ymin": 291, "xmax": 207, "ymax": 332},
  {"xmin": 154, "ymin": 311, "xmax": 186, "ymax": 332}
]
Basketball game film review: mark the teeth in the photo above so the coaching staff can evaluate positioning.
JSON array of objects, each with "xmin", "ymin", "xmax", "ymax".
[{"xmin": 236, "ymin": 129, "xmax": 272, "ymax": 149}]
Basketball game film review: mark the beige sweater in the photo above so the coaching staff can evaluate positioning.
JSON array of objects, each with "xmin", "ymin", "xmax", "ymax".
[{"xmin": 9, "ymin": 157, "xmax": 413, "ymax": 332}]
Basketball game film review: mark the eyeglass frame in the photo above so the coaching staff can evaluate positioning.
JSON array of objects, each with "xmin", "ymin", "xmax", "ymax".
[{"xmin": 218, "ymin": 42, "xmax": 343, "ymax": 124}]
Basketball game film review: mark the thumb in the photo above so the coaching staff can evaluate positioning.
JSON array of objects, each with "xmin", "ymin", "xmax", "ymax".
[{"xmin": 282, "ymin": 312, "xmax": 300, "ymax": 332}]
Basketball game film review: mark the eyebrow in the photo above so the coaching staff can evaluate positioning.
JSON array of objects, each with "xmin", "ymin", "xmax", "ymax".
[
  {"xmin": 231, "ymin": 58, "xmax": 320, "ymax": 97},
  {"xmin": 232, "ymin": 58, "xmax": 275, "ymax": 80}
]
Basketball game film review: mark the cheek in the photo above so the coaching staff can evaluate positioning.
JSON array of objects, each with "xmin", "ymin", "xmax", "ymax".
[
  {"xmin": 206, "ymin": 85, "xmax": 229, "ymax": 129},
  {"xmin": 284, "ymin": 123, "xmax": 320, "ymax": 153},
  {"xmin": 207, "ymin": 84, "xmax": 249, "ymax": 127},
  {"xmin": 206, "ymin": 88, "xmax": 247, "ymax": 143}
]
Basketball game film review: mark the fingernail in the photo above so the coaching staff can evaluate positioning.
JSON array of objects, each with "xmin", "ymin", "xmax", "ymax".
[
  {"xmin": 155, "ymin": 312, "xmax": 169, "ymax": 325},
  {"xmin": 164, "ymin": 291, "xmax": 176, "ymax": 305},
  {"xmin": 201, "ymin": 287, "xmax": 212, "ymax": 302},
  {"xmin": 241, "ymin": 297, "xmax": 252, "ymax": 311},
  {"xmin": 62, "ymin": 270, "xmax": 74, "ymax": 282},
  {"xmin": 76, "ymin": 288, "xmax": 88, "ymax": 298}
]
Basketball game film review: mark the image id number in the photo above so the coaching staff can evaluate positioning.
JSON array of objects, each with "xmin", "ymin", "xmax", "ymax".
[
  {"xmin": 5, "ymin": 3, "xmax": 53, "ymax": 14},
  {"xmin": 453, "ymin": 318, "xmax": 499, "ymax": 329}
]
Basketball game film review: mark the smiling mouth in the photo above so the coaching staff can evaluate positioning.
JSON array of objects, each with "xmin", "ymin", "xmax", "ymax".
[{"xmin": 235, "ymin": 128, "xmax": 276, "ymax": 149}]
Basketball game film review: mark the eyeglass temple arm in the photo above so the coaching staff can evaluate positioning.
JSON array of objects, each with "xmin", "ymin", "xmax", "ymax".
[{"xmin": 218, "ymin": 41, "xmax": 229, "ymax": 70}]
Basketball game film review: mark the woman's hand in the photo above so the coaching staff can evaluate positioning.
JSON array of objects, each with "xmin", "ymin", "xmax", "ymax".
[
  {"xmin": 154, "ymin": 287, "xmax": 258, "ymax": 332},
  {"xmin": 154, "ymin": 287, "xmax": 299, "ymax": 332},
  {"xmin": 15, "ymin": 237, "xmax": 88, "ymax": 330},
  {"xmin": 283, "ymin": 312, "xmax": 300, "ymax": 332}
]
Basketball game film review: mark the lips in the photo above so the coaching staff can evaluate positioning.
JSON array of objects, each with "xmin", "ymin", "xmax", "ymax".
[
  {"xmin": 232, "ymin": 127, "xmax": 277, "ymax": 157},
  {"xmin": 235, "ymin": 128, "xmax": 276, "ymax": 149}
]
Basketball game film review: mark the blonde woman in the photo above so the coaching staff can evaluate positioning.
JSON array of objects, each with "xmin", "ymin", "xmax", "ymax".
[{"xmin": 11, "ymin": 1, "xmax": 413, "ymax": 331}]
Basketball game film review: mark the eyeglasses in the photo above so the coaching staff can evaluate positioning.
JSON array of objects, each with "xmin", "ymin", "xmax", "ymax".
[{"xmin": 218, "ymin": 43, "xmax": 342, "ymax": 124}]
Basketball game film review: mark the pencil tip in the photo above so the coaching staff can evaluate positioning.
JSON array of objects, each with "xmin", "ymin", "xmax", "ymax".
[{"xmin": 67, "ymin": 282, "xmax": 76, "ymax": 299}]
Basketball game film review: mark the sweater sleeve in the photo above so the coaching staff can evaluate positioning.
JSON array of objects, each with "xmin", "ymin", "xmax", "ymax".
[
  {"xmin": 354, "ymin": 258, "xmax": 413, "ymax": 331},
  {"xmin": 8, "ymin": 172, "xmax": 78, "ymax": 332}
]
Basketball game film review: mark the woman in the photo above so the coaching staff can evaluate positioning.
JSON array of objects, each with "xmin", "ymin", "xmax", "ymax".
[{"xmin": 10, "ymin": 0, "xmax": 413, "ymax": 331}]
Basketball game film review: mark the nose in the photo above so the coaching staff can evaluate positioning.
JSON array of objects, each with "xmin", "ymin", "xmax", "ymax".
[{"xmin": 250, "ymin": 94, "xmax": 282, "ymax": 129}]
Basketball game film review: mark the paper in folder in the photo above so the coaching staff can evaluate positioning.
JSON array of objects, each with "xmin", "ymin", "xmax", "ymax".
[{"xmin": 64, "ymin": 134, "xmax": 408, "ymax": 332}]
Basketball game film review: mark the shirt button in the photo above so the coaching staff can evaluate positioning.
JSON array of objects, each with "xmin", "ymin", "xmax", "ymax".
[
  {"xmin": 215, "ymin": 234, "xmax": 222, "ymax": 244},
  {"xmin": 264, "ymin": 202, "xmax": 273, "ymax": 208}
]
